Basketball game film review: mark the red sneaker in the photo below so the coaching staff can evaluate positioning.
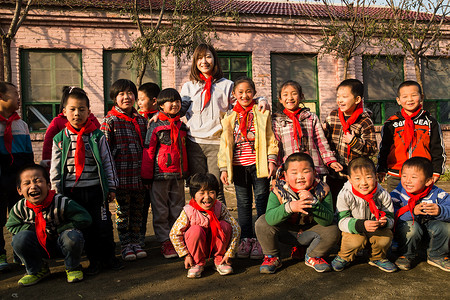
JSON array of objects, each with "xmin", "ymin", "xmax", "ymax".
[{"xmin": 161, "ymin": 240, "xmax": 178, "ymax": 259}]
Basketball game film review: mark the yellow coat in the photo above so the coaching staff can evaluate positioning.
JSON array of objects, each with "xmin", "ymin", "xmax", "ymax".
[{"xmin": 218, "ymin": 107, "xmax": 278, "ymax": 183}]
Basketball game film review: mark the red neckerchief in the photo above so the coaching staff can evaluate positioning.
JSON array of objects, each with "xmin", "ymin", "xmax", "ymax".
[
  {"xmin": 395, "ymin": 184, "xmax": 432, "ymax": 225},
  {"xmin": 109, "ymin": 106, "xmax": 143, "ymax": 147},
  {"xmin": 188, "ymin": 198, "xmax": 225, "ymax": 257},
  {"xmin": 139, "ymin": 109, "xmax": 158, "ymax": 120},
  {"xmin": 66, "ymin": 118, "xmax": 98, "ymax": 185},
  {"xmin": 233, "ymin": 100, "xmax": 255, "ymax": 140},
  {"xmin": 25, "ymin": 190, "xmax": 56, "ymax": 258},
  {"xmin": 338, "ymin": 102, "xmax": 363, "ymax": 160},
  {"xmin": 158, "ymin": 112, "xmax": 181, "ymax": 149},
  {"xmin": 0, "ymin": 112, "xmax": 20, "ymax": 164},
  {"xmin": 400, "ymin": 105, "xmax": 422, "ymax": 154},
  {"xmin": 352, "ymin": 185, "xmax": 386, "ymax": 221},
  {"xmin": 199, "ymin": 74, "xmax": 213, "ymax": 112},
  {"xmin": 283, "ymin": 108, "xmax": 302, "ymax": 150}
]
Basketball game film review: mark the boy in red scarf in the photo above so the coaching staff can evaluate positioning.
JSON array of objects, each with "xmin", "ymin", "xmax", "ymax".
[
  {"xmin": 7, "ymin": 164, "xmax": 91, "ymax": 286},
  {"xmin": 391, "ymin": 157, "xmax": 450, "ymax": 272},
  {"xmin": 101, "ymin": 79, "xmax": 148, "ymax": 262},
  {"xmin": 50, "ymin": 87, "xmax": 120, "ymax": 275},
  {"xmin": 169, "ymin": 173, "xmax": 240, "ymax": 278},
  {"xmin": 0, "ymin": 82, "xmax": 34, "ymax": 271},
  {"xmin": 323, "ymin": 79, "xmax": 377, "ymax": 208},
  {"xmin": 218, "ymin": 77, "xmax": 278, "ymax": 260},
  {"xmin": 142, "ymin": 88, "xmax": 188, "ymax": 259},
  {"xmin": 377, "ymin": 81, "xmax": 445, "ymax": 192},
  {"xmin": 332, "ymin": 157, "xmax": 397, "ymax": 273}
]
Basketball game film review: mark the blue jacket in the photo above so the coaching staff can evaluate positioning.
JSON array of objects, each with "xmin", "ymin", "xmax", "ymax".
[{"xmin": 391, "ymin": 184, "xmax": 450, "ymax": 222}]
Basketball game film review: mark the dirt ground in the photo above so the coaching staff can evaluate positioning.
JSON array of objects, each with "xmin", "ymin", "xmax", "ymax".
[{"xmin": 1, "ymin": 183, "xmax": 450, "ymax": 300}]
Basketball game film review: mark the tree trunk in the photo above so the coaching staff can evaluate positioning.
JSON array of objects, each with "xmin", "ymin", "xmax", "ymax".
[
  {"xmin": 412, "ymin": 54, "xmax": 423, "ymax": 95},
  {"xmin": 343, "ymin": 58, "xmax": 349, "ymax": 80},
  {"xmin": 1, "ymin": 37, "xmax": 11, "ymax": 82},
  {"xmin": 137, "ymin": 61, "xmax": 147, "ymax": 87}
]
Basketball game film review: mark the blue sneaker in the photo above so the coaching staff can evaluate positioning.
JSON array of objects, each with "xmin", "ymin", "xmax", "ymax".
[
  {"xmin": 368, "ymin": 259, "xmax": 397, "ymax": 272},
  {"xmin": 331, "ymin": 255, "xmax": 350, "ymax": 272},
  {"xmin": 305, "ymin": 254, "xmax": 331, "ymax": 272},
  {"xmin": 0, "ymin": 254, "xmax": 10, "ymax": 272},
  {"xmin": 260, "ymin": 255, "xmax": 282, "ymax": 274},
  {"xmin": 427, "ymin": 256, "xmax": 450, "ymax": 272}
]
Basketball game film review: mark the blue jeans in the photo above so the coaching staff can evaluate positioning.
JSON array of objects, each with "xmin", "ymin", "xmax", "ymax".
[
  {"xmin": 12, "ymin": 229, "xmax": 84, "ymax": 275},
  {"xmin": 233, "ymin": 165, "xmax": 270, "ymax": 238},
  {"xmin": 395, "ymin": 220, "xmax": 450, "ymax": 259}
]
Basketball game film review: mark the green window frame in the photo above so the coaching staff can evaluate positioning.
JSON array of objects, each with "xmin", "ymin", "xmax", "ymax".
[
  {"xmin": 363, "ymin": 55, "xmax": 404, "ymax": 125},
  {"xmin": 422, "ymin": 57, "xmax": 450, "ymax": 124},
  {"xmin": 103, "ymin": 50, "xmax": 161, "ymax": 113},
  {"xmin": 20, "ymin": 49, "xmax": 83, "ymax": 132},
  {"xmin": 270, "ymin": 53, "xmax": 319, "ymax": 114},
  {"xmin": 218, "ymin": 52, "xmax": 252, "ymax": 82}
]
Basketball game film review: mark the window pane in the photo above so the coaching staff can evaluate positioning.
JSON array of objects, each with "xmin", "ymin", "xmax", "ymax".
[
  {"xmin": 231, "ymin": 57, "xmax": 247, "ymax": 72},
  {"xmin": 364, "ymin": 56, "xmax": 403, "ymax": 101},
  {"xmin": 25, "ymin": 105, "xmax": 54, "ymax": 132},
  {"xmin": 423, "ymin": 101, "xmax": 437, "ymax": 118},
  {"xmin": 104, "ymin": 51, "xmax": 160, "ymax": 106},
  {"xmin": 271, "ymin": 54, "xmax": 318, "ymax": 113},
  {"xmin": 439, "ymin": 101, "xmax": 450, "ymax": 123},
  {"xmin": 385, "ymin": 101, "xmax": 399, "ymax": 121},
  {"xmin": 217, "ymin": 52, "xmax": 252, "ymax": 82},
  {"xmin": 219, "ymin": 57, "xmax": 229, "ymax": 72},
  {"xmin": 423, "ymin": 58, "xmax": 449, "ymax": 100},
  {"xmin": 230, "ymin": 72, "xmax": 247, "ymax": 81}
]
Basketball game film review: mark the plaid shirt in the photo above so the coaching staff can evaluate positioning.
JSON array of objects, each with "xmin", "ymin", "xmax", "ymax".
[
  {"xmin": 273, "ymin": 109, "xmax": 336, "ymax": 175},
  {"xmin": 101, "ymin": 106, "xmax": 147, "ymax": 190},
  {"xmin": 324, "ymin": 109, "xmax": 377, "ymax": 176}
]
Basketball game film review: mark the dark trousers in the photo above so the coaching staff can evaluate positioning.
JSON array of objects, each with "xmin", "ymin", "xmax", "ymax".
[
  {"xmin": 325, "ymin": 175, "xmax": 347, "ymax": 211},
  {"xmin": 64, "ymin": 185, "xmax": 116, "ymax": 264},
  {"xmin": 233, "ymin": 165, "xmax": 270, "ymax": 239}
]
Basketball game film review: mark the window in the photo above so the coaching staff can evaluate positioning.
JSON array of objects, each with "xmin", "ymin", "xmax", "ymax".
[
  {"xmin": 103, "ymin": 51, "xmax": 161, "ymax": 112},
  {"xmin": 270, "ymin": 54, "xmax": 318, "ymax": 114},
  {"xmin": 422, "ymin": 57, "xmax": 450, "ymax": 124},
  {"xmin": 363, "ymin": 56, "xmax": 404, "ymax": 125},
  {"xmin": 20, "ymin": 50, "xmax": 82, "ymax": 131},
  {"xmin": 218, "ymin": 52, "xmax": 252, "ymax": 82}
]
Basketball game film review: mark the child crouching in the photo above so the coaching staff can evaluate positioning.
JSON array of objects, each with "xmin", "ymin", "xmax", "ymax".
[
  {"xmin": 169, "ymin": 173, "xmax": 240, "ymax": 278},
  {"xmin": 255, "ymin": 153, "xmax": 339, "ymax": 274},
  {"xmin": 6, "ymin": 164, "xmax": 91, "ymax": 286},
  {"xmin": 392, "ymin": 157, "xmax": 450, "ymax": 272},
  {"xmin": 332, "ymin": 157, "xmax": 397, "ymax": 272}
]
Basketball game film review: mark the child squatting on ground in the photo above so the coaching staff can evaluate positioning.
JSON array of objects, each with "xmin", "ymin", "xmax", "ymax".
[
  {"xmin": 0, "ymin": 82, "xmax": 34, "ymax": 271},
  {"xmin": 218, "ymin": 77, "xmax": 278, "ymax": 260},
  {"xmin": 142, "ymin": 88, "xmax": 188, "ymax": 259},
  {"xmin": 255, "ymin": 152, "xmax": 340, "ymax": 274},
  {"xmin": 323, "ymin": 79, "xmax": 377, "ymax": 207},
  {"xmin": 169, "ymin": 173, "xmax": 240, "ymax": 278},
  {"xmin": 332, "ymin": 157, "xmax": 397, "ymax": 273},
  {"xmin": 391, "ymin": 157, "xmax": 450, "ymax": 272},
  {"xmin": 50, "ymin": 87, "xmax": 121, "ymax": 275},
  {"xmin": 272, "ymin": 80, "xmax": 343, "ymax": 178},
  {"xmin": 101, "ymin": 79, "xmax": 148, "ymax": 261},
  {"xmin": 7, "ymin": 164, "xmax": 92, "ymax": 286},
  {"xmin": 377, "ymin": 80, "xmax": 446, "ymax": 193}
]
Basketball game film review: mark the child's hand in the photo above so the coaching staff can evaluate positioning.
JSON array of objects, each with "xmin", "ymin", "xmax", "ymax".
[
  {"xmin": 413, "ymin": 203, "xmax": 427, "ymax": 215},
  {"xmin": 343, "ymin": 132, "xmax": 355, "ymax": 144},
  {"xmin": 267, "ymin": 162, "xmax": 277, "ymax": 179},
  {"xmin": 378, "ymin": 216, "xmax": 387, "ymax": 227},
  {"xmin": 322, "ymin": 122, "xmax": 327, "ymax": 131},
  {"xmin": 364, "ymin": 220, "xmax": 380, "ymax": 232},
  {"xmin": 330, "ymin": 162, "xmax": 343, "ymax": 172},
  {"xmin": 289, "ymin": 198, "xmax": 313, "ymax": 214},
  {"xmin": 257, "ymin": 98, "xmax": 270, "ymax": 113},
  {"xmin": 108, "ymin": 192, "xmax": 116, "ymax": 203},
  {"xmin": 148, "ymin": 112, "xmax": 159, "ymax": 124},
  {"xmin": 219, "ymin": 255, "xmax": 231, "ymax": 266},
  {"xmin": 220, "ymin": 171, "xmax": 229, "ymax": 185},
  {"xmin": 377, "ymin": 172, "xmax": 386, "ymax": 183},
  {"xmin": 422, "ymin": 203, "xmax": 440, "ymax": 216},
  {"xmin": 184, "ymin": 254, "xmax": 195, "ymax": 269},
  {"xmin": 432, "ymin": 174, "xmax": 440, "ymax": 184}
]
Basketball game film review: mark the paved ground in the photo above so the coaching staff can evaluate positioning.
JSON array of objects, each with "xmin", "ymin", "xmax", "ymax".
[{"xmin": 1, "ymin": 182, "xmax": 449, "ymax": 299}]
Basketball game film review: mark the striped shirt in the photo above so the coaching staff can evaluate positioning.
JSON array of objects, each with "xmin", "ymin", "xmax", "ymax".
[
  {"xmin": 233, "ymin": 111, "xmax": 256, "ymax": 166},
  {"xmin": 64, "ymin": 131, "xmax": 100, "ymax": 188}
]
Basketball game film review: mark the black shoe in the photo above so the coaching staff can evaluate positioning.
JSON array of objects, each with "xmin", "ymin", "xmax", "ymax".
[
  {"xmin": 84, "ymin": 261, "xmax": 101, "ymax": 276},
  {"xmin": 103, "ymin": 257, "xmax": 124, "ymax": 271}
]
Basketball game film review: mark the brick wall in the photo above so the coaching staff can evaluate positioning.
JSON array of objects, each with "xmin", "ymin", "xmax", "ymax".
[{"xmin": 2, "ymin": 8, "xmax": 448, "ymax": 169}]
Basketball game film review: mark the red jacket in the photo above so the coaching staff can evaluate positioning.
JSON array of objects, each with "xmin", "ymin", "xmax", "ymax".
[
  {"xmin": 42, "ymin": 113, "xmax": 100, "ymax": 161},
  {"xmin": 377, "ymin": 109, "xmax": 446, "ymax": 177},
  {"xmin": 141, "ymin": 116, "xmax": 189, "ymax": 181}
]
